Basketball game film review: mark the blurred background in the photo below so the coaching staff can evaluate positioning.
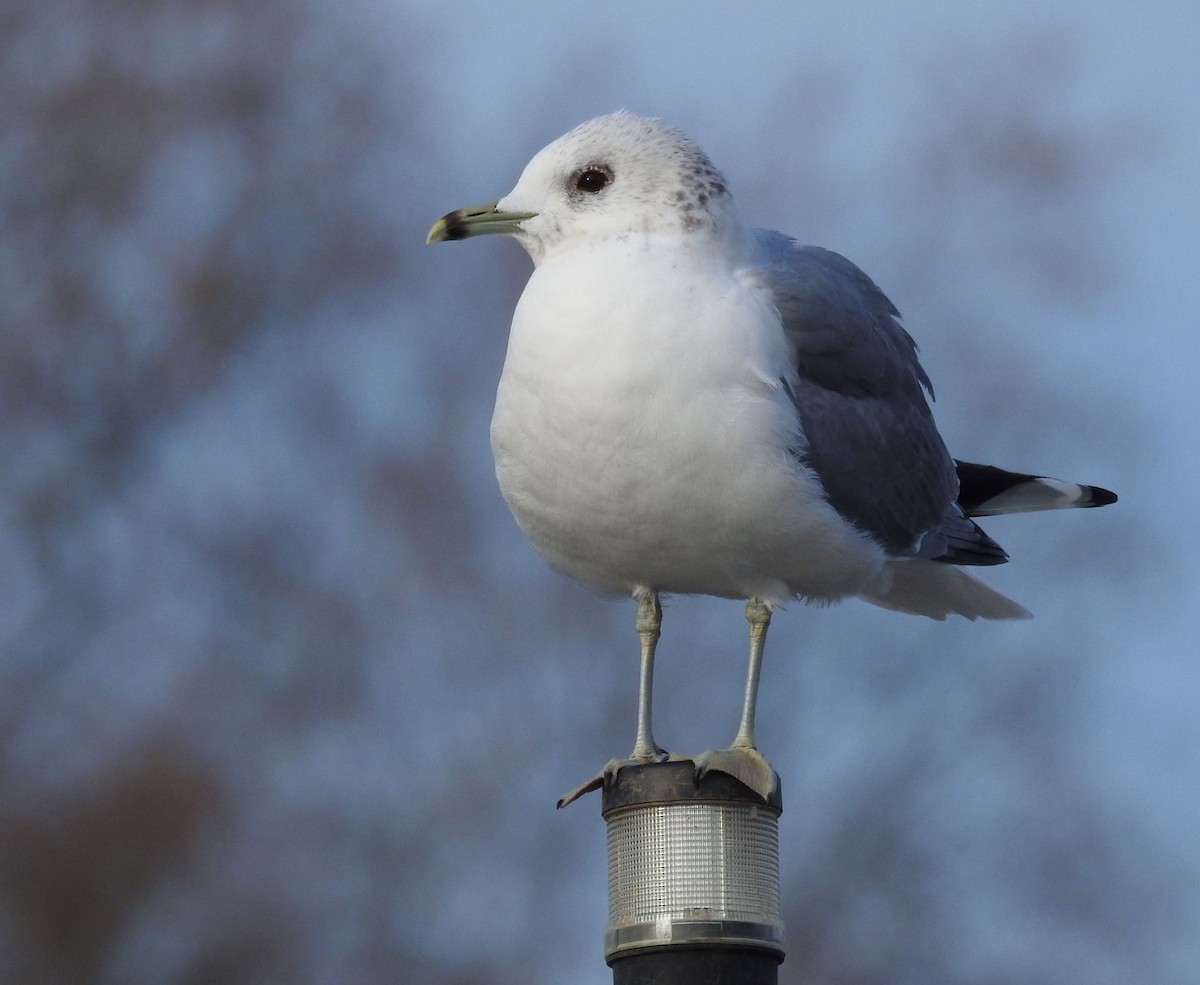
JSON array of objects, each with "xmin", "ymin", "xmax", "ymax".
[{"xmin": 1, "ymin": 1, "xmax": 1196, "ymax": 982}]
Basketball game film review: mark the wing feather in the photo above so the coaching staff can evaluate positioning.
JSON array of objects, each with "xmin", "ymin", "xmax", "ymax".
[{"xmin": 754, "ymin": 231, "xmax": 1005, "ymax": 565}]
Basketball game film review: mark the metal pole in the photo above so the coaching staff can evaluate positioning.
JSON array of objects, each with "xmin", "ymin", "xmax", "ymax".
[{"xmin": 602, "ymin": 760, "xmax": 784, "ymax": 985}]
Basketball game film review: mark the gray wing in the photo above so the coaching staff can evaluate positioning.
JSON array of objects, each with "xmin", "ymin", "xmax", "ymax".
[{"xmin": 753, "ymin": 229, "xmax": 1005, "ymax": 564}]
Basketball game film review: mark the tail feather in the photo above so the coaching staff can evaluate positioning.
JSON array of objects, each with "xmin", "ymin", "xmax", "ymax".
[
  {"xmin": 864, "ymin": 559, "xmax": 1032, "ymax": 621},
  {"xmin": 956, "ymin": 461, "xmax": 1117, "ymax": 518},
  {"xmin": 869, "ymin": 463, "xmax": 1116, "ymax": 620}
]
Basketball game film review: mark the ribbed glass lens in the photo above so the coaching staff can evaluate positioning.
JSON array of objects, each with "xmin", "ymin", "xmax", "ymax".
[{"xmin": 605, "ymin": 801, "xmax": 783, "ymax": 957}]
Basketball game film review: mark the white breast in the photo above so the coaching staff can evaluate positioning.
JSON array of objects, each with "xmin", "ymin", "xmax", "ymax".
[{"xmin": 489, "ymin": 235, "xmax": 885, "ymax": 603}]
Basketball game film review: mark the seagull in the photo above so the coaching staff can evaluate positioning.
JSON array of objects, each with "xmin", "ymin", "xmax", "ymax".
[{"xmin": 426, "ymin": 112, "xmax": 1116, "ymax": 807}]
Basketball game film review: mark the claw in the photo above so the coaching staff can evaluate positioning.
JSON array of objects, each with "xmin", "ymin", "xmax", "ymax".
[{"xmin": 556, "ymin": 771, "xmax": 606, "ymax": 809}]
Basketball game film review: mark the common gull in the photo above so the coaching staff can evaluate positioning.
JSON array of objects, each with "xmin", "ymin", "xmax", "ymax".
[{"xmin": 427, "ymin": 112, "xmax": 1116, "ymax": 805}]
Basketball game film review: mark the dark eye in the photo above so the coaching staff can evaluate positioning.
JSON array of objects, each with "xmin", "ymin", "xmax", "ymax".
[{"xmin": 574, "ymin": 167, "xmax": 611, "ymax": 194}]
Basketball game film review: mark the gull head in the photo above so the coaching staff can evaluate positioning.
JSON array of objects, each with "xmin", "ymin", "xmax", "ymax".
[{"xmin": 427, "ymin": 111, "xmax": 738, "ymax": 264}]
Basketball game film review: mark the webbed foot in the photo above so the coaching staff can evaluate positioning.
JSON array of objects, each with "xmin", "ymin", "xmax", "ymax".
[
  {"xmin": 693, "ymin": 746, "xmax": 779, "ymax": 801},
  {"xmin": 557, "ymin": 749, "xmax": 685, "ymax": 808}
]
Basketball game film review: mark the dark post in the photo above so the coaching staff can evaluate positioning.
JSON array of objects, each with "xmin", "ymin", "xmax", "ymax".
[{"xmin": 602, "ymin": 760, "xmax": 784, "ymax": 985}]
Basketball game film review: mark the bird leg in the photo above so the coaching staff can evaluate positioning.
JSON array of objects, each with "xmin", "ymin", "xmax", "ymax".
[
  {"xmin": 732, "ymin": 597, "xmax": 770, "ymax": 750},
  {"xmin": 693, "ymin": 597, "xmax": 779, "ymax": 800},
  {"xmin": 630, "ymin": 588, "xmax": 667, "ymax": 760},
  {"xmin": 557, "ymin": 589, "xmax": 673, "ymax": 808}
]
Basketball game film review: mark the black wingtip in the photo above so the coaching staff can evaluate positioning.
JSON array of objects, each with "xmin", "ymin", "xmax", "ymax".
[{"xmin": 1088, "ymin": 485, "xmax": 1118, "ymax": 508}]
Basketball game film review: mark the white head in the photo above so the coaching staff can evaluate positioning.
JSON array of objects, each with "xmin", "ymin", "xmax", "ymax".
[{"xmin": 428, "ymin": 112, "xmax": 739, "ymax": 264}]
